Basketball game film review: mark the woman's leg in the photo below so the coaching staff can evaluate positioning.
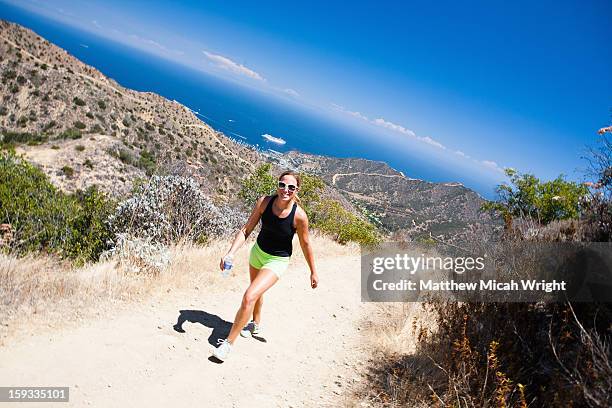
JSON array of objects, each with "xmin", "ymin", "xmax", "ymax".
[
  {"xmin": 227, "ymin": 268, "xmax": 278, "ymax": 344},
  {"xmin": 249, "ymin": 264, "xmax": 264, "ymax": 324}
]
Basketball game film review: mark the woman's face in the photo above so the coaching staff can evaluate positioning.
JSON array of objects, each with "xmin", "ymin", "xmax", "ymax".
[{"xmin": 277, "ymin": 175, "xmax": 298, "ymax": 201}]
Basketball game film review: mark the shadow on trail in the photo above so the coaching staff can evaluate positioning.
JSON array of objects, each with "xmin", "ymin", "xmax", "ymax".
[{"xmin": 173, "ymin": 309, "xmax": 232, "ymax": 347}]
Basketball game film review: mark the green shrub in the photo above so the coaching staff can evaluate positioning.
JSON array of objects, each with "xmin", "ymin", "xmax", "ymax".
[
  {"xmin": 74, "ymin": 121, "xmax": 86, "ymax": 130},
  {"xmin": 0, "ymin": 153, "xmax": 114, "ymax": 262},
  {"xmin": 74, "ymin": 145, "xmax": 85, "ymax": 152},
  {"xmin": 65, "ymin": 187, "xmax": 115, "ymax": 261},
  {"xmin": 482, "ymin": 168, "xmax": 589, "ymax": 225},
  {"xmin": 73, "ymin": 96, "xmax": 85, "ymax": 106},
  {"xmin": 84, "ymin": 158, "xmax": 93, "ymax": 169},
  {"xmin": 239, "ymin": 163, "xmax": 276, "ymax": 205},
  {"xmin": 90, "ymin": 124, "xmax": 103, "ymax": 133},
  {"xmin": 61, "ymin": 165, "xmax": 74, "ymax": 177},
  {"xmin": 1, "ymin": 131, "xmax": 47, "ymax": 148},
  {"xmin": 311, "ymin": 200, "xmax": 380, "ymax": 245},
  {"xmin": 58, "ymin": 128, "xmax": 82, "ymax": 140},
  {"xmin": 117, "ymin": 148, "xmax": 134, "ymax": 165},
  {"xmin": 138, "ymin": 150, "xmax": 156, "ymax": 175},
  {"xmin": 297, "ymin": 173, "xmax": 325, "ymax": 216},
  {"xmin": 42, "ymin": 120, "xmax": 57, "ymax": 132},
  {"xmin": 2, "ymin": 69, "xmax": 16, "ymax": 80},
  {"xmin": 97, "ymin": 100, "xmax": 106, "ymax": 110}
]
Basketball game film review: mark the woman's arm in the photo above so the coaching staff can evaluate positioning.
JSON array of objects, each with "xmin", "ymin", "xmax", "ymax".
[
  {"xmin": 219, "ymin": 195, "xmax": 268, "ymax": 271},
  {"xmin": 295, "ymin": 208, "xmax": 318, "ymax": 288}
]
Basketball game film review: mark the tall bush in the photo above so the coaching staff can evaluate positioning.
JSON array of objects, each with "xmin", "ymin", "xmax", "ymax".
[
  {"xmin": 311, "ymin": 200, "xmax": 380, "ymax": 245},
  {"xmin": 482, "ymin": 168, "xmax": 589, "ymax": 225},
  {"xmin": 239, "ymin": 162, "xmax": 276, "ymax": 205},
  {"xmin": 0, "ymin": 152, "xmax": 114, "ymax": 262},
  {"xmin": 109, "ymin": 175, "xmax": 244, "ymax": 244}
]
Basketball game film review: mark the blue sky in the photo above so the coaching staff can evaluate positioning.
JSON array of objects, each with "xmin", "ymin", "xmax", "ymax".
[{"xmin": 2, "ymin": 0, "xmax": 611, "ymax": 187}]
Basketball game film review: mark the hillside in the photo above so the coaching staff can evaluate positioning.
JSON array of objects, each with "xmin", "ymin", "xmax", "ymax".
[
  {"xmin": 271, "ymin": 151, "xmax": 499, "ymax": 240},
  {"xmin": 0, "ymin": 20, "xmax": 262, "ymax": 198},
  {"xmin": 0, "ymin": 19, "xmax": 498, "ymax": 241}
]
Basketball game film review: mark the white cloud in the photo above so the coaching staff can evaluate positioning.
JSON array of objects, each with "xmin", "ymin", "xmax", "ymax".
[
  {"xmin": 334, "ymin": 105, "xmax": 448, "ymax": 151},
  {"xmin": 283, "ymin": 88, "xmax": 299, "ymax": 97},
  {"xmin": 373, "ymin": 117, "xmax": 446, "ymax": 149},
  {"xmin": 56, "ymin": 7, "xmax": 74, "ymax": 17},
  {"xmin": 372, "ymin": 118, "xmax": 416, "ymax": 137},
  {"xmin": 129, "ymin": 34, "xmax": 170, "ymax": 52},
  {"xmin": 332, "ymin": 103, "xmax": 365, "ymax": 119},
  {"xmin": 480, "ymin": 160, "xmax": 505, "ymax": 173},
  {"xmin": 202, "ymin": 51, "xmax": 265, "ymax": 81},
  {"xmin": 454, "ymin": 150, "xmax": 470, "ymax": 158},
  {"xmin": 145, "ymin": 39, "xmax": 165, "ymax": 50},
  {"xmin": 91, "ymin": 20, "xmax": 101, "ymax": 29},
  {"xmin": 347, "ymin": 110, "xmax": 369, "ymax": 121},
  {"xmin": 419, "ymin": 135, "xmax": 446, "ymax": 150}
]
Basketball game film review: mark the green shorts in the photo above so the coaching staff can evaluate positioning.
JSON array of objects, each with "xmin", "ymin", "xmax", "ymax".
[{"xmin": 249, "ymin": 242, "xmax": 291, "ymax": 279}]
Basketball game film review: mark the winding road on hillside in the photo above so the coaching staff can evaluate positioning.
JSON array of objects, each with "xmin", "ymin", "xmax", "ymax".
[{"xmin": 331, "ymin": 172, "xmax": 409, "ymax": 185}]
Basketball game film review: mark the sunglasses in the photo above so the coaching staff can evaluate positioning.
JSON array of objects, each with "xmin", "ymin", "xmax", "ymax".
[{"xmin": 278, "ymin": 181, "xmax": 297, "ymax": 192}]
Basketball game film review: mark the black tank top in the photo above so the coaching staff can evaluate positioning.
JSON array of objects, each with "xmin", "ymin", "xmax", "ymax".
[{"xmin": 256, "ymin": 195, "xmax": 297, "ymax": 257}]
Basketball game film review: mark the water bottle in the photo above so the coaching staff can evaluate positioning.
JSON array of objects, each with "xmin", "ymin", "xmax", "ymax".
[{"xmin": 222, "ymin": 255, "xmax": 233, "ymax": 278}]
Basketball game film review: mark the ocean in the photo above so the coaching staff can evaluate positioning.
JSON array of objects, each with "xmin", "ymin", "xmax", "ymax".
[{"xmin": 1, "ymin": 5, "xmax": 496, "ymax": 198}]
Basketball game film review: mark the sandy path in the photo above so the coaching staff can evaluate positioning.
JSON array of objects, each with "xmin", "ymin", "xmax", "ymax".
[{"xmin": 0, "ymin": 252, "xmax": 372, "ymax": 407}]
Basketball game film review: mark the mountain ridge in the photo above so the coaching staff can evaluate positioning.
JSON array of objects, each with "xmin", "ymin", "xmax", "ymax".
[{"xmin": 0, "ymin": 19, "xmax": 499, "ymax": 240}]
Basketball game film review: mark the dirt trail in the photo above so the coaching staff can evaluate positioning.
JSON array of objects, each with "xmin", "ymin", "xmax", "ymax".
[
  {"xmin": 0, "ymin": 252, "xmax": 373, "ymax": 407},
  {"xmin": 331, "ymin": 172, "xmax": 410, "ymax": 185}
]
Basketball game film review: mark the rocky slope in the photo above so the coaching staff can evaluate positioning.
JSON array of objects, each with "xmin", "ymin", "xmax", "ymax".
[
  {"xmin": 280, "ymin": 151, "xmax": 500, "ymax": 240},
  {"xmin": 0, "ymin": 19, "xmax": 262, "ymax": 198},
  {"xmin": 0, "ymin": 19, "xmax": 498, "ymax": 240}
]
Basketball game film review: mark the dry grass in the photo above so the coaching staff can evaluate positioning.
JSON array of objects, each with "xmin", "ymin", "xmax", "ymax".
[
  {"xmin": 0, "ymin": 239, "xmax": 235, "ymax": 344},
  {"xmin": 0, "ymin": 233, "xmax": 349, "ymax": 345},
  {"xmin": 362, "ymin": 303, "xmax": 432, "ymax": 356}
]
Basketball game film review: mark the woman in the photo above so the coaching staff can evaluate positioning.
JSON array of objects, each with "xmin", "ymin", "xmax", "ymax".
[{"xmin": 212, "ymin": 170, "xmax": 319, "ymax": 361}]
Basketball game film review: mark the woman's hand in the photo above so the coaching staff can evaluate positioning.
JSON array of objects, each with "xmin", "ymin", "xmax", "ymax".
[{"xmin": 310, "ymin": 272, "xmax": 319, "ymax": 289}]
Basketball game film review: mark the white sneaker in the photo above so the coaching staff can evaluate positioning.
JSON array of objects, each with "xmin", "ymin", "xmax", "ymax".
[
  {"xmin": 240, "ymin": 321, "xmax": 261, "ymax": 338},
  {"xmin": 212, "ymin": 338, "xmax": 232, "ymax": 361}
]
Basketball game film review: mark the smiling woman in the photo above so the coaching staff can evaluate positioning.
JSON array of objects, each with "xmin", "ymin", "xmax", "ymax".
[{"xmin": 212, "ymin": 170, "xmax": 319, "ymax": 361}]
